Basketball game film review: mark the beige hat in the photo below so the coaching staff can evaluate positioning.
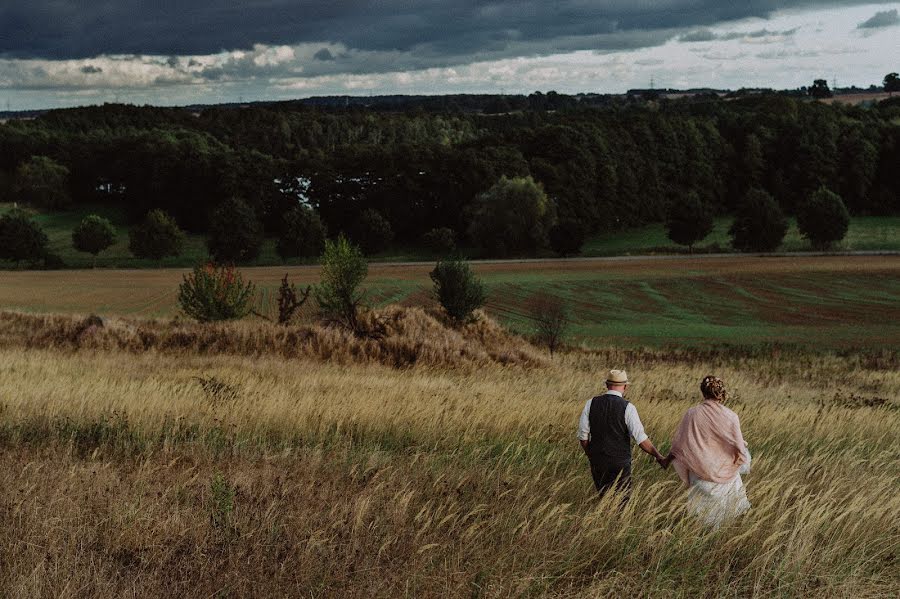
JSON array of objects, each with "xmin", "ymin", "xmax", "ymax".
[{"xmin": 606, "ymin": 369, "xmax": 629, "ymax": 385}]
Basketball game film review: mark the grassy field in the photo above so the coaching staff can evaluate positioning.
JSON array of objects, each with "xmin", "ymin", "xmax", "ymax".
[
  {"xmin": 2, "ymin": 202, "xmax": 898, "ymax": 268},
  {"xmin": 0, "ymin": 312, "xmax": 896, "ymax": 596},
  {"xmin": 0, "ymin": 255, "xmax": 897, "ymax": 348}
]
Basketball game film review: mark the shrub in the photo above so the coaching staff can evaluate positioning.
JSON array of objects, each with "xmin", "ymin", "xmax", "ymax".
[
  {"xmin": 177, "ymin": 263, "xmax": 255, "ymax": 322},
  {"xmin": 0, "ymin": 209, "xmax": 49, "ymax": 264},
  {"xmin": 468, "ymin": 176, "xmax": 556, "ymax": 256},
  {"xmin": 350, "ymin": 208, "xmax": 394, "ymax": 255},
  {"xmin": 422, "ymin": 227, "xmax": 457, "ymax": 255},
  {"xmin": 72, "ymin": 214, "xmax": 116, "ymax": 266},
  {"xmin": 548, "ymin": 218, "xmax": 586, "ymax": 256},
  {"xmin": 277, "ymin": 274, "xmax": 311, "ymax": 325},
  {"xmin": 796, "ymin": 186, "xmax": 850, "ymax": 250},
  {"xmin": 128, "ymin": 209, "xmax": 185, "ymax": 260},
  {"xmin": 207, "ymin": 197, "xmax": 263, "ymax": 263},
  {"xmin": 526, "ymin": 292, "xmax": 570, "ymax": 357},
  {"xmin": 430, "ymin": 256, "xmax": 487, "ymax": 325},
  {"xmin": 666, "ymin": 192, "xmax": 714, "ymax": 252},
  {"xmin": 13, "ymin": 156, "xmax": 71, "ymax": 210},
  {"xmin": 729, "ymin": 188, "xmax": 788, "ymax": 252},
  {"xmin": 276, "ymin": 205, "xmax": 326, "ymax": 259},
  {"xmin": 314, "ymin": 236, "xmax": 368, "ymax": 333}
]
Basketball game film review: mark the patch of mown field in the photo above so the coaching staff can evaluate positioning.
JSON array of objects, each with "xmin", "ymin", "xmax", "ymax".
[{"xmin": 0, "ymin": 256, "xmax": 897, "ymax": 349}]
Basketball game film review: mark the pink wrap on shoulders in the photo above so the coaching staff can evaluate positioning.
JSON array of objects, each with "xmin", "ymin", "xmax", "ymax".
[{"xmin": 671, "ymin": 399, "xmax": 747, "ymax": 486}]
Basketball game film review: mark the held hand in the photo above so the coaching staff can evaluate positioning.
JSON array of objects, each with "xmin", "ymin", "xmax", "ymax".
[{"xmin": 656, "ymin": 455, "xmax": 672, "ymax": 470}]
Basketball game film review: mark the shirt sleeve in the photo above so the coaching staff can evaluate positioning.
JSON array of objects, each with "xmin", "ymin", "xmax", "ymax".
[
  {"xmin": 577, "ymin": 399, "xmax": 592, "ymax": 441},
  {"xmin": 624, "ymin": 403, "xmax": 649, "ymax": 445}
]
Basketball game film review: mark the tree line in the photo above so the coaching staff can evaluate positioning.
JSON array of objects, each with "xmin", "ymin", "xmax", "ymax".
[{"xmin": 1, "ymin": 89, "xmax": 898, "ymax": 264}]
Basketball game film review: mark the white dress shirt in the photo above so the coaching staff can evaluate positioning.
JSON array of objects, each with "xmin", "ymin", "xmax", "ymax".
[{"xmin": 577, "ymin": 390, "xmax": 648, "ymax": 445}]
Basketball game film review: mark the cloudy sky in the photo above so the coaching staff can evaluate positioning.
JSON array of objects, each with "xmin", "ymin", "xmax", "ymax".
[{"xmin": 0, "ymin": 1, "xmax": 898, "ymax": 110}]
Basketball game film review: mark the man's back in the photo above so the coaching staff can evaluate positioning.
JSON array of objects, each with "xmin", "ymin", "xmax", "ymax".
[{"xmin": 587, "ymin": 393, "xmax": 632, "ymax": 466}]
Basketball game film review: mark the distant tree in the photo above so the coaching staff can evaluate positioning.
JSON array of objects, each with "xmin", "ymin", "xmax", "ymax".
[
  {"xmin": 350, "ymin": 208, "xmax": 394, "ymax": 255},
  {"xmin": 468, "ymin": 175, "xmax": 556, "ymax": 256},
  {"xmin": 0, "ymin": 209, "xmax": 49, "ymax": 264},
  {"xmin": 128, "ymin": 209, "xmax": 185, "ymax": 260},
  {"xmin": 72, "ymin": 214, "xmax": 116, "ymax": 266},
  {"xmin": 422, "ymin": 227, "xmax": 457, "ymax": 255},
  {"xmin": 314, "ymin": 236, "xmax": 368, "ymax": 334},
  {"xmin": 178, "ymin": 263, "xmax": 255, "ymax": 322},
  {"xmin": 430, "ymin": 256, "xmax": 487, "ymax": 325},
  {"xmin": 729, "ymin": 188, "xmax": 789, "ymax": 252},
  {"xmin": 548, "ymin": 218, "xmax": 586, "ymax": 256},
  {"xmin": 276, "ymin": 205, "xmax": 326, "ymax": 259},
  {"xmin": 207, "ymin": 197, "xmax": 263, "ymax": 263},
  {"xmin": 884, "ymin": 73, "xmax": 900, "ymax": 95},
  {"xmin": 808, "ymin": 79, "xmax": 832, "ymax": 99},
  {"xmin": 14, "ymin": 156, "xmax": 72, "ymax": 210},
  {"xmin": 796, "ymin": 186, "xmax": 850, "ymax": 250},
  {"xmin": 666, "ymin": 192, "xmax": 714, "ymax": 252},
  {"xmin": 526, "ymin": 292, "xmax": 570, "ymax": 357}
]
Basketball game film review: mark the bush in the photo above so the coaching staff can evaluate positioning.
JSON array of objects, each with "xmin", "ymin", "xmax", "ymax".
[
  {"xmin": 526, "ymin": 292, "xmax": 570, "ymax": 357},
  {"xmin": 276, "ymin": 205, "xmax": 326, "ymax": 259},
  {"xmin": 207, "ymin": 197, "xmax": 263, "ymax": 263},
  {"xmin": 796, "ymin": 186, "xmax": 850, "ymax": 250},
  {"xmin": 314, "ymin": 236, "xmax": 368, "ymax": 333},
  {"xmin": 0, "ymin": 209, "xmax": 49, "ymax": 264},
  {"xmin": 72, "ymin": 214, "xmax": 116, "ymax": 266},
  {"xmin": 128, "ymin": 209, "xmax": 185, "ymax": 260},
  {"xmin": 350, "ymin": 208, "xmax": 394, "ymax": 255},
  {"xmin": 430, "ymin": 257, "xmax": 487, "ymax": 325},
  {"xmin": 729, "ymin": 188, "xmax": 788, "ymax": 252},
  {"xmin": 276, "ymin": 274, "xmax": 311, "ymax": 325},
  {"xmin": 422, "ymin": 227, "xmax": 457, "ymax": 255},
  {"xmin": 468, "ymin": 176, "xmax": 556, "ymax": 256},
  {"xmin": 666, "ymin": 192, "xmax": 714, "ymax": 252},
  {"xmin": 177, "ymin": 263, "xmax": 255, "ymax": 322},
  {"xmin": 13, "ymin": 156, "xmax": 71, "ymax": 210},
  {"xmin": 548, "ymin": 219, "xmax": 586, "ymax": 256}
]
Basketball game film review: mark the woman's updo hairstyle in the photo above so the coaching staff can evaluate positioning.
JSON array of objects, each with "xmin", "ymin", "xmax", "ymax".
[{"xmin": 700, "ymin": 375, "xmax": 727, "ymax": 402}]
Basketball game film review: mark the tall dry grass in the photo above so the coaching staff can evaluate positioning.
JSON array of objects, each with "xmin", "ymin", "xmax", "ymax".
[{"xmin": 0, "ymin": 309, "xmax": 897, "ymax": 597}]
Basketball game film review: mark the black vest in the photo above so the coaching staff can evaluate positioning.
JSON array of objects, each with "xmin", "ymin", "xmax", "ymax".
[{"xmin": 587, "ymin": 393, "xmax": 632, "ymax": 467}]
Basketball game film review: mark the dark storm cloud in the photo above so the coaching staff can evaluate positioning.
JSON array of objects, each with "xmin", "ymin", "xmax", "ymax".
[
  {"xmin": 0, "ymin": 0, "xmax": 891, "ymax": 65},
  {"xmin": 80, "ymin": 65, "xmax": 102, "ymax": 74},
  {"xmin": 680, "ymin": 27, "xmax": 799, "ymax": 42},
  {"xmin": 857, "ymin": 9, "xmax": 899, "ymax": 28}
]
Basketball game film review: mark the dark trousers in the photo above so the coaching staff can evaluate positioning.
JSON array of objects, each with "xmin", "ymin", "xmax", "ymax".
[{"xmin": 590, "ymin": 461, "xmax": 632, "ymax": 501}]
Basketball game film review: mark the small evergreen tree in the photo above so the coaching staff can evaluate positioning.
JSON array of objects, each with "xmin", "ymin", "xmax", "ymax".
[
  {"xmin": 796, "ymin": 186, "xmax": 850, "ymax": 250},
  {"xmin": 548, "ymin": 218, "xmax": 586, "ymax": 256},
  {"xmin": 128, "ymin": 209, "xmax": 185, "ymax": 260},
  {"xmin": 430, "ymin": 256, "xmax": 487, "ymax": 325},
  {"xmin": 177, "ymin": 263, "xmax": 255, "ymax": 322},
  {"xmin": 314, "ymin": 236, "xmax": 368, "ymax": 333},
  {"xmin": 72, "ymin": 214, "xmax": 116, "ymax": 266},
  {"xmin": 207, "ymin": 197, "xmax": 263, "ymax": 263},
  {"xmin": 729, "ymin": 188, "xmax": 788, "ymax": 252},
  {"xmin": 276, "ymin": 205, "xmax": 326, "ymax": 259},
  {"xmin": 350, "ymin": 208, "xmax": 394, "ymax": 255},
  {"xmin": 422, "ymin": 227, "xmax": 457, "ymax": 255},
  {"xmin": 0, "ymin": 209, "xmax": 49, "ymax": 264},
  {"xmin": 666, "ymin": 192, "xmax": 714, "ymax": 253}
]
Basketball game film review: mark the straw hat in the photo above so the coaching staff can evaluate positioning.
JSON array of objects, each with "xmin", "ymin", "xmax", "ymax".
[{"xmin": 606, "ymin": 369, "xmax": 629, "ymax": 385}]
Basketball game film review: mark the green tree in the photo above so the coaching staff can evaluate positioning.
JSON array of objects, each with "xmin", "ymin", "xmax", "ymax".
[
  {"xmin": 72, "ymin": 214, "xmax": 116, "ymax": 266},
  {"xmin": 796, "ymin": 186, "xmax": 850, "ymax": 250},
  {"xmin": 666, "ymin": 192, "xmax": 714, "ymax": 252},
  {"xmin": 430, "ymin": 256, "xmax": 487, "ymax": 325},
  {"xmin": 276, "ymin": 205, "xmax": 326, "ymax": 259},
  {"xmin": 548, "ymin": 218, "xmax": 586, "ymax": 256},
  {"xmin": 14, "ymin": 156, "xmax": 72, "ymax": 210},
  {"xmin": 884, "ymin": 73, "xmax": 900, "ymax": 95},
  {"xmin": 468, "ymin": 175, "xmax": 556, "ymax": 256},
  {"xmin": 422, "ymin": 227, "xmax": 457, "ymax": 255},
  {"xmin": 0, "ymin": 209, "xmax": 49, "ymax": 264},
  {"xmin": 178, "ymin": 263, "xmax": 255, "ymax": 322},
  {"xmin": 350, "ymin": 208, "xmax": 394, "ymax": 255},
  {"xmin": 207, "ymin": 197, "xmax": 263, "ymax": 263},
  {"xmin": 314, "ymin": 236, "xmax": 368, "ymax": 333},
  {"xmin": 128, "ymin": 209, "xmax": 185, "ymax": 260},
  {"xmin": 729, "ymin": 188, "xmax": 788, "ymax": 252},
  {"xmin": 808, "ymin": 79, "xmax": 832, "ymax": 99}
]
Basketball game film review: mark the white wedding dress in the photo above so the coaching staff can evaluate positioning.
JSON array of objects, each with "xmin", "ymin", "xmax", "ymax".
[{"xmin": 685, "ymin": 447, "xmax": 751, "ymax": 528}]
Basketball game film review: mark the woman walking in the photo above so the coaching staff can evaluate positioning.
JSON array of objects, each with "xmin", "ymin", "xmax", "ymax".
[{"xmin": 664, "ymin": 376, "xmax": 751, "ymax": 528}]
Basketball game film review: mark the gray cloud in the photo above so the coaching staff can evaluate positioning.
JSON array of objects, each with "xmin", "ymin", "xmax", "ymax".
[
  {"xmin": 680, "ymin": 27, "xmax": 799, "ymax": 42},
  {"xmin": 314, "ymin": 48, "xmax": 335, "ymax": 61},
  {"xmin": 857, "ymin": 9, "xmax": 899, "ymax": 28},
  {"xmin": 80, "ymin": 65, "xmax": 102, "ymax": 74}
]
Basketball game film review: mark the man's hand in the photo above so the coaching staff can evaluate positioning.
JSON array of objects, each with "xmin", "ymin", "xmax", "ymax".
[
  {"xmin": 579, "ymin": 439, "xmax": 590, "ymax": 457},
  {"xmin": 656, "ymin": 455, "xmax": 672, "ymax": 470}
]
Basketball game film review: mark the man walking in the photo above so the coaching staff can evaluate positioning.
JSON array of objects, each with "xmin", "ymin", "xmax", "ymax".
[{"xmin": 577, "ymin": 369, "xmax": 667, "ymax": 499}]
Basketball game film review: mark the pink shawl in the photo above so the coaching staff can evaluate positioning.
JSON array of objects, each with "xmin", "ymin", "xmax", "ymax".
[{"xmin": 670, "ymin": 400, "xmax": 747, "ymax": 486}]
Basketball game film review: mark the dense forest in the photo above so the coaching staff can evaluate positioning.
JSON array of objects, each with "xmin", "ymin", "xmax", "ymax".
[{"xmin": 1, "ymin": 92, "xmax": 898, "ymax": 258}]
